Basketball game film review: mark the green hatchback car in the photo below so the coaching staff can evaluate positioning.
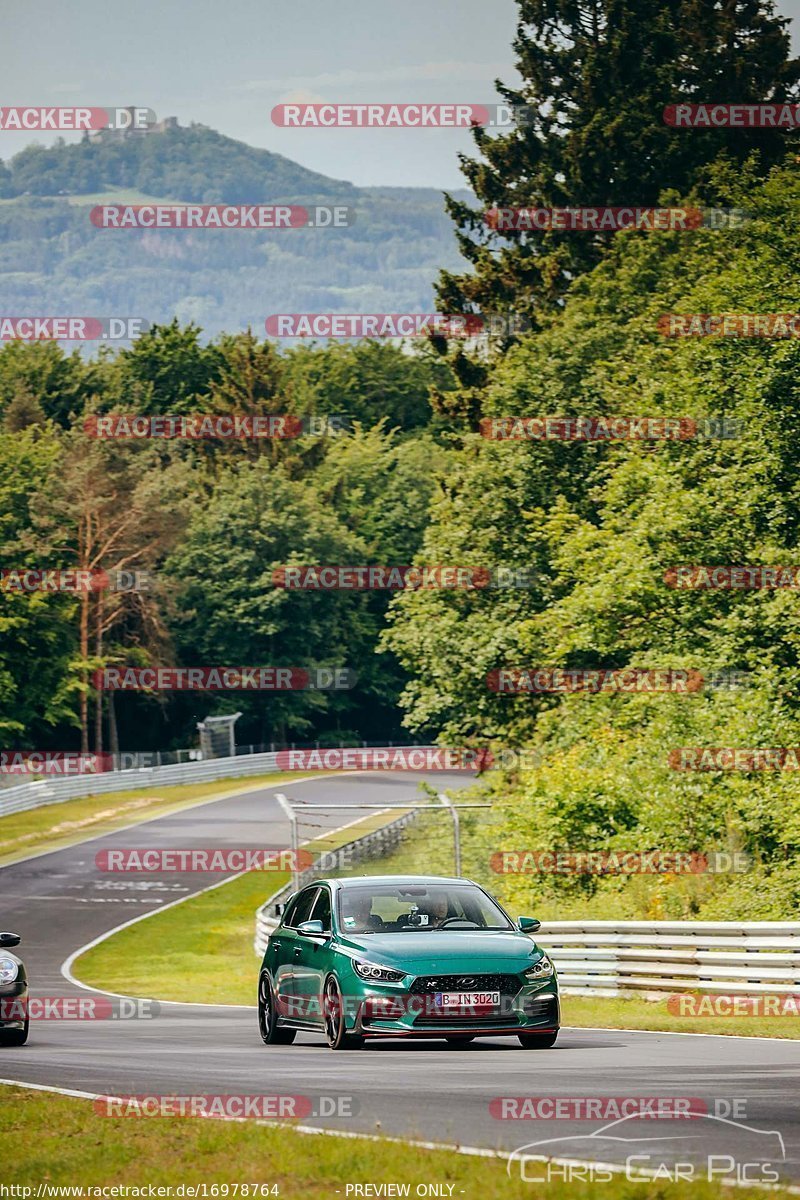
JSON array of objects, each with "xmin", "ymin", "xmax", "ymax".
[{"xmin": 257, "ymin": 875, "xmax": 559, "ymax": 1050}]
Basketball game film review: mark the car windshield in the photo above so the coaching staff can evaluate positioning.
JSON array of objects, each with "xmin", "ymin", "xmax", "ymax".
[{"xmin": 337, "ymin": 883, "xmax": 513, "ymax": 933}]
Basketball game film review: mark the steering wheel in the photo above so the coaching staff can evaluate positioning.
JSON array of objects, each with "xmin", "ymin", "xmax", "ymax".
[{"xmin": 434, "ymin": 917, "xmax": 480, "ymax": 929}]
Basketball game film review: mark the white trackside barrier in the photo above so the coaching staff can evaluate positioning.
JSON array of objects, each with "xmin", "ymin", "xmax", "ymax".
[
  {"xmin": 0, "ymin": 745, "xmax": 445, "ymax": 818},
  {"xmin": 539, "ymin": 921, "xmax": 800, "ymax": 996},
  {"xmin": 0, "ymin": 751, "xmax": 284, "ymax": 817}
]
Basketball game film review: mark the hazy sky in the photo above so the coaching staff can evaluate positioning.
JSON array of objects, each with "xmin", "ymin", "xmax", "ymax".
[{"xmin": 4, "ymin": 0, "xmax": 800, "ymax": 190}]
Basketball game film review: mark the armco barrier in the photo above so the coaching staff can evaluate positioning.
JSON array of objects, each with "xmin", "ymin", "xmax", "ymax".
[
  {"xmin": 254, "ymin": 811, "xmax": 418, "ymax": 956},
  {"xmin": 0, "ymin": 745, "xmax": 445, "ymax": 819},
  {"xmin": 540, "ymin": 920, "xmax": 800, "ymax": 997},
  {"xmin": 0, "ymin": 751, "xmax": 282, "ymax": 818}
]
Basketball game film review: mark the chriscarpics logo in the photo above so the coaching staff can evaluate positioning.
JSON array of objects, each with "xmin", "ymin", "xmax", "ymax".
[{"xmin": 508, "ymin": 1112, "xmax": 786, "ymax": 1185}]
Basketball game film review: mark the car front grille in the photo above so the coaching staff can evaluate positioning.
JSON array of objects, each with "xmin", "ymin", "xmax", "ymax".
[
  {"xmin": 413, "ymin": 1010, "xmax": 520, "ymax": 1027},
  {"xmin": 409, "ymin": 973, "xmax": 521, "ymax": 996}
]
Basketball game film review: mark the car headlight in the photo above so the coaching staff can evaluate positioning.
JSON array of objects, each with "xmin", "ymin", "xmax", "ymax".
[
  {"xmin": 0, "ymin": 958, "xmax": 19, "ymax": 984},
  {"xmin": 352, "ymin": 959, "xmax": 406, "ymax": 983},
  {"xmin": 523, "ymin": 955, "xmax": 554, "ymax": 980}
]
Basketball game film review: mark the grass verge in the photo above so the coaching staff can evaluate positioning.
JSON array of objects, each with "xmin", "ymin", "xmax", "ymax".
[
  {"xmin": 0, "ymin": 772, "xmax": 321, "ymax": 868},
  {"xmin": 1, "ymin": 1085, "xmax": 786, "ymax": 1199},
  {"xmin": 73, "ymin": 811, "xmax": 409, "ymax": 1005},
  {"xmin": 562, "ymin": 993, "xmax": 800, "ymax": 1039}
]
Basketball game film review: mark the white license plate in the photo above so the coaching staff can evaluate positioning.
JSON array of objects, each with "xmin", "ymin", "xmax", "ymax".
[{"xmin": 435, "ymin": 990, "xmax": 500, "ymax": 1008}]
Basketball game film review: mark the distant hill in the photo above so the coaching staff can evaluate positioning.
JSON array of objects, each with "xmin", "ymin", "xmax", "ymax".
[{"xmin": 0, "ymin": 123, "xmax": 471, "ymax": 340}]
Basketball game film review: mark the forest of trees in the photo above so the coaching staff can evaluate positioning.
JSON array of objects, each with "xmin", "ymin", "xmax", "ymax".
[{"xmin": 4, "ymin": 0, "xmax": 800, "ymax": 918}]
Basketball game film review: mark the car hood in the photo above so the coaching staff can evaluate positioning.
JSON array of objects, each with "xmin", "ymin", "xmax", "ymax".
[{"xmin": 338, "ymin": 930, "xmax": 541, "ymax": 972}]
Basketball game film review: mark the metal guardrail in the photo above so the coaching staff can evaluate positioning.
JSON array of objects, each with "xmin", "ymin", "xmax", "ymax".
[
  {"xmin": 539, "ymin": 920, "xmax": 800, "ymax": 996},
  {"xmin": 254, "ymin": 811, "xmax": 418, "ymax": 956},
  {"xmin": 0, "ymin": 751, "xmax": 283, "ymax": 817},
  {"xmin": 0, "ymin": 744, "xmax": 445, "ymax": 818}
]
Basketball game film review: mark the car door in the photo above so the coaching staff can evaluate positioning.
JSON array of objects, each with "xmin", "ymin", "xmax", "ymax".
[
  {"xmin": 290, "ymin": 884, "xmax": 333, "ymax": 1025},
  {"xmin": 270, "ymin": 887, "xmax": 318, "ymax": 1019}
]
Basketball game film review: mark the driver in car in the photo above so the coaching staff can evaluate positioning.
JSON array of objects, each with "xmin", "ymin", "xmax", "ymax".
[{"xmin": 422, "ymin": 890, "xmax": 450, "ymax": 927}]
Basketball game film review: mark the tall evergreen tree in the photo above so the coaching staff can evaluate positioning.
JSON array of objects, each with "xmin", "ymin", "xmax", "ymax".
[{"xmin": 437, "ymin": 0, "xmax": 799, "ymax": 328}]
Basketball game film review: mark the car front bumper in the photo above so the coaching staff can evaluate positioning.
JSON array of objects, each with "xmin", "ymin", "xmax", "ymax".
[
  {"xmin": 344, "ymin": 977, "xmax": 560, "ymax": 1039},
  {"xmin": 0, "ymin": 980, "xmax": 29, "ymax": 1030}
]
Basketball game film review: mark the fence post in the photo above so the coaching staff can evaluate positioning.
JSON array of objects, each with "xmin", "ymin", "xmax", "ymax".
[
  {"xmin": 438, "ymin": 792, "xmax": 461, "ymax": 876},
  {"xmin": 274, "ymin": 792, "xmax": 300, "ymax": 894}
]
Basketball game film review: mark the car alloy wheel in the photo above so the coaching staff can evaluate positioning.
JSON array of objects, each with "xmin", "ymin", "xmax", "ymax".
[
  {"xmin": 258, "ymin": 972, "xmax": 296, "ymax": 1045},
  {"xmin": 323, "ymin": 975, "xmax": 363, "ymax": 1051}
]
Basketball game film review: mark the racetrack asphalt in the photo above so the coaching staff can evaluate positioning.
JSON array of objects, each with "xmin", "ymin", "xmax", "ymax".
[{"xmin": 2, "ymin": 769, "xmax": 800, "ymax": 1184}]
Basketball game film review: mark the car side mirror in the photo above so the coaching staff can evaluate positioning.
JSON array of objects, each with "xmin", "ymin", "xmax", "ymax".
[
  {"xmin": 518, "ymin": 917, "xmax": 540, "ymax": 933},
  {"xmin": 0, "ymin": 932, "xmax": 21, "ymax": 947},
  {"xmin": 273, "ymin": 903, "xmax": 285, "ymax": 918},
  {"xmin": 297, "ymin": 920, "xmax": 325, "ymax": 937}
]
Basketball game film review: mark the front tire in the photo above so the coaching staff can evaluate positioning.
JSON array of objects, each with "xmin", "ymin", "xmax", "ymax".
[
  {"xmin": 518, "ymin": 1030, "xmax": 558, "ymax": 1049},
  {"xmin": 0, "ymin": 1018, "xmax": 29, "ymax": 1047},
  {"xmin": 258, "ymin": 973, "xmax": 296, "ymax": 1045},
  {"xmin": 323, "ymin": 976, "xmax": 363, "ymax": 1050}
]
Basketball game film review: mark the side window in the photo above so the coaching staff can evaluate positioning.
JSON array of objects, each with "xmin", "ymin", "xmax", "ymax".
[
  {"xmin": 285, "ymin": 887, "xmax": 318, "ymax": 928},
  {"xmin": 311, "ymin": 886, "xmax": 332, "ymax": 931},
  {"xmin": 280, "ymin": 895, "xmax": 300, "ymax": 927}
]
